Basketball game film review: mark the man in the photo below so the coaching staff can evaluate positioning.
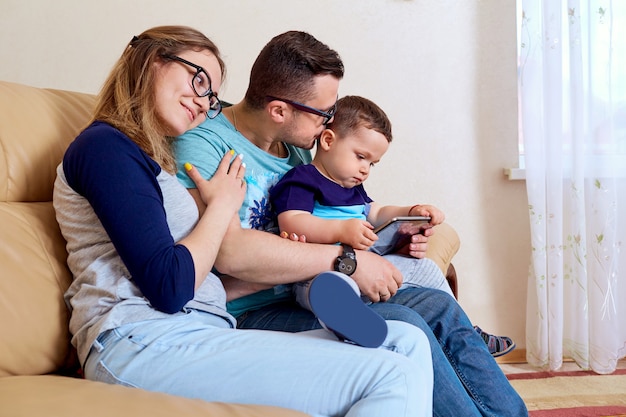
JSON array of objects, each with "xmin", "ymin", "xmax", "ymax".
[{"xmin": 175, "ymin": 31, "xmax": 527, "ymax": 416}]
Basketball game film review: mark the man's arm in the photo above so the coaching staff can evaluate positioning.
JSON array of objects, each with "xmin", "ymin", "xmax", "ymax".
[
  {"xmin": 188, "ymin": 188, "xmax": 405, "ymax": 301},
  {"xmin": 215, "ymin": 214, "xmax": 403, "ymax": 302}
]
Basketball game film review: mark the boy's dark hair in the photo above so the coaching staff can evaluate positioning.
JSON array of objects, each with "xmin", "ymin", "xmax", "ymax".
[
  {"xmin": 327, "ymin": 96, "xmax": 393, "ymax": 143},
  {"xmin": 245, "ymin": 31, "xmax": 344, "ymax": 109}
]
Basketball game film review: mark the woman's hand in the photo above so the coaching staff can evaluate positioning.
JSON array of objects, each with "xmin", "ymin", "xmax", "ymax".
[
  {"xmin": 280, "ymin": 231, "xmax": 307, "ymax": 242},
  {"xmin": 184, "ymin": 150, "xmax": 246, "ymax": 214}
]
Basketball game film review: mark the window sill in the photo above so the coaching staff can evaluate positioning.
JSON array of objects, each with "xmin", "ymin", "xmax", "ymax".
[{"xmin": 504, "ymin": 167, "xmax": 526, "ymax": 180}]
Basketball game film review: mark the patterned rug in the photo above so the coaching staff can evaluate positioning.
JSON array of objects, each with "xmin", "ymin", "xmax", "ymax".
[{"xmin": 506, "ymin": 367, "xmax": 626, "ymax": 416}]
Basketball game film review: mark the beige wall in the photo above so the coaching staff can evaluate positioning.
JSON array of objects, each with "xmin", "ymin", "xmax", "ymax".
[{"xmin": 0, "ymin": 0, "xmax": 531, "ymax": 349}]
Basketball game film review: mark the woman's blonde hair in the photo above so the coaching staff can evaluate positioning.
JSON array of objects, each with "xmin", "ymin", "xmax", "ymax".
[{"xmin": 93, "ymin": 25, "xmax": 225, "ymax": 173}]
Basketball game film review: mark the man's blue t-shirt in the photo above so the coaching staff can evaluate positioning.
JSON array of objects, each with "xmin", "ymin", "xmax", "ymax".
[
  {"xmin": 175, "ymin": 113, "xmax": 311, "ymax": 231},
  {"xmin": 174, "ymin": 113, "xmax": 312, "ymax": 317}
]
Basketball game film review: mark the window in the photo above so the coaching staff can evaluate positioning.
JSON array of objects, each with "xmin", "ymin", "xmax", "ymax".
[{"xmin": 512, "ymin": 1, "xmax": 626, "ymax": 180}]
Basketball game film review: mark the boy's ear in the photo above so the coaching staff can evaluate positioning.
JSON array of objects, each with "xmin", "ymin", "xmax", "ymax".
[{"xmin": 317, "ymin": 128, "xmax": 336, "ymax": 151}]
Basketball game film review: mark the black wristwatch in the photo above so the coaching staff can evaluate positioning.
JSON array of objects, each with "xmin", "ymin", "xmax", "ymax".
[{"xmin": 334, "ymin": 244, "xmax": 357, "ymax": 276}]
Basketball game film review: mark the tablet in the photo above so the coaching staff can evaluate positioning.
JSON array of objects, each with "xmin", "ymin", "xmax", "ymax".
[{"xmin": 369, "ymin": 216, "xmax": 432, "ymax": 256}]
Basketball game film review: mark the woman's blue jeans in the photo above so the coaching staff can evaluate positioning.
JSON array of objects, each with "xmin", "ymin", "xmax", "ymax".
[
  {"xmin": 84, "ymin": 309, "xmax": 433, "ymax": 417},
  {"xmin": 237, "ymin": 286, "xmax": 528, "ymax": 417}
]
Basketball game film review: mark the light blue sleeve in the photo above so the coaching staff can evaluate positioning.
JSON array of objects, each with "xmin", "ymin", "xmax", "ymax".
[{"xmin": 174, "ymin": 115, "xmax": 233, "ymax": 188}]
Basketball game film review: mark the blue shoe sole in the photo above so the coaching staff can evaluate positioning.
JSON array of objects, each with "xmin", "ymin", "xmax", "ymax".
[{"xmin": 308, "ymin": 272, "xmax": 388, "ymax": 348}]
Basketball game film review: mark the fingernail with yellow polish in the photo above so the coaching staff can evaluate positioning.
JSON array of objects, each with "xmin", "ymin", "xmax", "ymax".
[
  {"xmin": 184, "ymin": 162, "xmax": 192, "ymax": 171},
  {"xmin": 229, "ymin": 149, "xmax": 235, "ymax": 155}
]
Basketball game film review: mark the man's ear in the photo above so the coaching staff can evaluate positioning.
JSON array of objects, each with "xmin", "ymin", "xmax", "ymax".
[
  {"xmin": 318, "ymin": 128, "xmax": 336, "ymax": 151},
  {"xmin": 266, "ymin": 99, "xmax": 287, "ymax": 123}
]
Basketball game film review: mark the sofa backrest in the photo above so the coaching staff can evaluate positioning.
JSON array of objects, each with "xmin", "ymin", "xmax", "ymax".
[{"xmin": 0, "ymin": 81, "xmax": 96, "ymax": 377}]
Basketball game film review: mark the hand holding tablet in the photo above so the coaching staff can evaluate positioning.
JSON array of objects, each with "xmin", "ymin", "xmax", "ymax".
[{"xmin": 370, "ymin": 216, "xmax": 432, "ymax": 256}]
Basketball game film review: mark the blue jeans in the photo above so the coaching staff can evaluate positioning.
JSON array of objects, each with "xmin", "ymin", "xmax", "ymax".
[
  {"xmin": 237, "ymin": 287, "xmax": 528, "ymax": 417},
  {"xmin": 83, "ymin": 309, "xmax": 433, "ymax": 417}
]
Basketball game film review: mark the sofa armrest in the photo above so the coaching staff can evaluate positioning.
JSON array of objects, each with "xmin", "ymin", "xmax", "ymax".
[
  {"xmin": 445, "ymin": 264, "xmax": 458, "ymax": 299},
  {"xmin": 425, "ymin": 222, "xmax": 461, "ymax": 299},
  {"xmin": 425, "ymin": 223, "xmax": 460, "ymax": 274}
]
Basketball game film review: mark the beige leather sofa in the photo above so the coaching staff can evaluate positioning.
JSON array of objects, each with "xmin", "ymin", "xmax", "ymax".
[{"xmin": 0, "ymin": 80, "xmax": 459, "ymax": 417}]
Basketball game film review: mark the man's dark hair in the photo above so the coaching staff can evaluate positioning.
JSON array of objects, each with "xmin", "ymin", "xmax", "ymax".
[{"xmin": 245, "ymin": 31, "xmax": 344, "ymax": 109}]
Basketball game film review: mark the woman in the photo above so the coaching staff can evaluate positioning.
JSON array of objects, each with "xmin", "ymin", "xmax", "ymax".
[{"xmin": 52, "ymin": 25, "xmax": 433, "ymax": 417}]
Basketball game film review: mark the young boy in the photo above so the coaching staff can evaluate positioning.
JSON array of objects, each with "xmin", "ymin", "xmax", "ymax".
[{"xmin": 270, "ymin": 95, "xmax": 515, "ymax": 357}]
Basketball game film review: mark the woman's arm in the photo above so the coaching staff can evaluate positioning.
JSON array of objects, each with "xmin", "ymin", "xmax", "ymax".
[
  {"xmin": 64, "ymin": 126, "xmax": 200, "ymax": 313},
  {"xmin": 178, "ymin": 153, "xmax": 246, "ymax": 288}
]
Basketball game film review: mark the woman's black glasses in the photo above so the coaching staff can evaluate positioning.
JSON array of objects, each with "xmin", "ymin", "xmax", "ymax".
[{"xmin": 163, "ymin": 55, "xmax": 222, "ymax": 119}]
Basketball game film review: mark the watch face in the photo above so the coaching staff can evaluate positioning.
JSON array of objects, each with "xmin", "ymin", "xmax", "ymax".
[{"xmin": 337, "ymin": 258, "xmax": 356, "ymax": 275}]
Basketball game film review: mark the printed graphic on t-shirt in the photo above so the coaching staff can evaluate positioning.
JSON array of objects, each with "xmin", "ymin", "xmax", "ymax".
[{"xmin": 241, "ymin": 169, "xmax": 281, "ymax": 232}]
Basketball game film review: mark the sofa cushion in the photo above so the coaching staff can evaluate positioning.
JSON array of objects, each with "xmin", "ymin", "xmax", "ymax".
[
  {"xmin": 0, "ymin": 202, "xmax": 76, "ymax": 376},
  {"xmin": 0, "ymin": 81, "xmax": 95, "ymax": 377},
  {"xmin": 0, "ymin": 81, "xmax": 95, "ymax": 203}
]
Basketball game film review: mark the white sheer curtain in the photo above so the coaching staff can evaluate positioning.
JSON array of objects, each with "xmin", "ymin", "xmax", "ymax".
[{"xmin": 519, "ymin": 0, "xmax": 626, "ymax": 374}]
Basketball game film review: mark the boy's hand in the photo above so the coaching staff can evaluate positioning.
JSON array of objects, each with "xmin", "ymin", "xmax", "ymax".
[
  {"xmin": 410, "ymin": 204, "xmax": 445, "ymax": 225},
  {"xmin": 339, "ymin": 219, "xmax": 378, "ymax": 250}
]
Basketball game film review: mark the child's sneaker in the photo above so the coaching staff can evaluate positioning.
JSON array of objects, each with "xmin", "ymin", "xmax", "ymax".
[
  {"xmin": 474, "ymin": 326, "xmax": 516, "ymax": 357},
  {"xmin": 308, "ymin": 271, "xmax": 388, "ymax": 348}
]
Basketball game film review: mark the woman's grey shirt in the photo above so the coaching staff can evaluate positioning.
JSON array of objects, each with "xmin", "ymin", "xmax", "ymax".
[{"xmin": 53, "ymin": 122, "xmax": 235, "ymax": 365}]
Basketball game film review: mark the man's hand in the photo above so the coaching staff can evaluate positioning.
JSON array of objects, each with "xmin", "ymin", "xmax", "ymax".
[
  {"xmin": 351, "ymin": 251, "xmax": 403, "ymax": 303},
  {"xmin": 279, "ymin": 234, "xmax": 402, "ymax": 302},
  {"xmin": 396, "ymin": 226, "xmax": 433, "ymax": 259}
]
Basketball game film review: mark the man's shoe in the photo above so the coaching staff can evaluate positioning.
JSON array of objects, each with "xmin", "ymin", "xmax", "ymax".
[{"xmin": 309, "ymin": 271, "xmax": 388, "ymax": 348}]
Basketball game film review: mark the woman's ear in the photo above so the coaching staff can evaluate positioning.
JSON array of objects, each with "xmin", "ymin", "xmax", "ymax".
[{"xmin": 317, "ymin": 128, "xmax": 336, "ymax": 151}]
